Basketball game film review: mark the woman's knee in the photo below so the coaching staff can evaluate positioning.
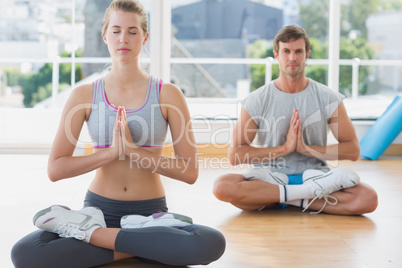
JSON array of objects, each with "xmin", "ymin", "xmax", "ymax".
[
  {"xmin": 206, "ymin": 228, "xmax": 226, "ymax": 263},
  {"xmin": 193, "ymin": 226, "xmax": 226, "ymax": 265},
  {"xmin": 159, "ymin": 225, "xmax": 225, "ymax": 266},
  {"xmin": 11, "ymin": 239, "xmax": 29, "ymax": 268},
  {"xmin": 12, "ymin": 230, "xmax": 113, "ymax": 267},
  {"xmin": 11, "ymin": 232, "xmax": 48, "ymax": 268}
]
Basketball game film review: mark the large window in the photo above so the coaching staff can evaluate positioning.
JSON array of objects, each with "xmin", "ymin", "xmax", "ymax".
[
  {"xmin": 0, "ymin": 0, "xmax": 150, "ymax": 109},
  {"xmin": 170, "ymin": 0, "xmax": 402, "ymax": 100},
  {"xmin": 0, "ymin": 0, "xmax": 81, "ymax": 108},
  {"xmin": 1, "ymin": 0, "xmax": 401, "ymax": 109}
]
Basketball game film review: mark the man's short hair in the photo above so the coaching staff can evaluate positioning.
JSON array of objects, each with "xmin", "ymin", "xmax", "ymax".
[{"xmin": 273, "ymin": 25, "xmax": 311, "ymax": 53}]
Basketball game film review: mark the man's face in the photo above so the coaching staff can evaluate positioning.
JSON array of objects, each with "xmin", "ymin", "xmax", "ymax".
[{"xmin": 274, "ymin": 38, "xmax": 311, "ymax": 78}]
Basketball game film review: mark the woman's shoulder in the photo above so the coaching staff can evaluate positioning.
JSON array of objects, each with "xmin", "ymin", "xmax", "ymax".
[
  {"xmin": 67, "ymin": 83, "xmax": 94, "ymax": 105},
  {"xmin": 159, "ymin": 82, "xmax": 186, "ymax": 104},
  {"xmin": 160, "ymin": 82, "xmax": 183, "ymax": 94}
]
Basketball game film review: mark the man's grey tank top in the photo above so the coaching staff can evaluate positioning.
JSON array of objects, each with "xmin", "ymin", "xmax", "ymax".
[
  {"xmin": 87, "ymin": 76, "xmax": 168, "ymax": 148},
  {"xmin": 242, "ymin": 79, "xmax": 345, "ymax": 174}
]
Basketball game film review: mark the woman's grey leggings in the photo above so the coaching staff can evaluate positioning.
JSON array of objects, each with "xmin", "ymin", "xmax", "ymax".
[{"xmin": 11, "ymin": 191, "xmax": 226, "ymax": 267}]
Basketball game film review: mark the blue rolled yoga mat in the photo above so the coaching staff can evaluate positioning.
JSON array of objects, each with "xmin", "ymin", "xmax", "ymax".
[{"xmin": 360, "ymin": 96, "xmax": 402, "ymax": 160}]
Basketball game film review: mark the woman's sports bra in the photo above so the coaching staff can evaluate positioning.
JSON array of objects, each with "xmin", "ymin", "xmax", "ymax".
[{"xmin": 87, "ymin": 76, "xmax": 168, "ymax": 148}]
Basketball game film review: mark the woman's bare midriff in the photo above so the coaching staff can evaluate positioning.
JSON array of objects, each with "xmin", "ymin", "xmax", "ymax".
[{"xmin": 88, "ymin": 147, "xmax": 166, "ymax": 201}]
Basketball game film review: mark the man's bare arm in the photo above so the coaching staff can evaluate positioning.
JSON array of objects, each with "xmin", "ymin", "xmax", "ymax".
[
  {"xmin": 296, "ymin": 102, "xmax": 360, "ymax": 161},
  {"xmin": 229, "ymin": 107, "xmax": 299, "ymax": 165}
]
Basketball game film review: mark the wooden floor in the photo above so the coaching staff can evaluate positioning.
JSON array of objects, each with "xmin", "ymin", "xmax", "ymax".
[{"xmin": 2, "ymin": 154, "xmax": 401, "ymax": 268}]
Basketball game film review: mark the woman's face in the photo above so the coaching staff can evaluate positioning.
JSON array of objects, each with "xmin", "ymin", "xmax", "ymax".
[{"xmin": 103, "ymin": 10, "xmax": 148, "ymax": 63}]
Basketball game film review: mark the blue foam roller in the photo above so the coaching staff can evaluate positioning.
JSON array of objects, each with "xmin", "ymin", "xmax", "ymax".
[{"xmin": 360, "ymin": 96, "xmax": 402, "ymax": 160}]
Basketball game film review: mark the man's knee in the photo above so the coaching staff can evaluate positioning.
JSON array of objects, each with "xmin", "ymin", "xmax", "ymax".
[
  {"xmin": 349, "ymin": 184, "xmax": 378, "ymax": 215},
  {"xmin": 358, "ymin": 185, "xmax": 378, "ymax": 214},
  {"xmin": 212, "ymin": 174, "xmax": 242, "ymax": 202}
]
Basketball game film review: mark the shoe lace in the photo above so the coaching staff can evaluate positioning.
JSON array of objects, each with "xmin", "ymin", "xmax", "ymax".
[
  {"xmin": 302, "ymin": 190, "xmax": 338, "ymax": 214},
  {"xmin": 56, "ymin": 223, "xmax": 85, "ymax": 240}
]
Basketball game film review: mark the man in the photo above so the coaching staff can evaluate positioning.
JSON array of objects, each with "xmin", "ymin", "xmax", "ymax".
[{"xmin": 213, "ymin": 25, "xmax": 377, "ymax": 215}]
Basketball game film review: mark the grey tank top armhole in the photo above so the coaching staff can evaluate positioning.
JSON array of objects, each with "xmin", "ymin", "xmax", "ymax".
[
  {"xmin": 156, "ymin": 78, "xmax": 168, "ymax": 121},
  {"xmin": 87, "ymin": 80, "xmax": 99, "ymax": 121}
]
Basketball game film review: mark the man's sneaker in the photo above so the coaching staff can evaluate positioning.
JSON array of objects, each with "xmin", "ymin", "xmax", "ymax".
[
  {"xmin": 33, "ymin": 205, "xmax": 106, "ymax": 242},
  {"xmin": 302, "ymin": 169, "xmax": 360, "ymax": 213},
  {"xmin": 121, "ymin": 212, "xmax": 193, "ymax": 229},
  {"xmin": 243, "ymin": 167, "xmax": 289, "ymax": 185}
]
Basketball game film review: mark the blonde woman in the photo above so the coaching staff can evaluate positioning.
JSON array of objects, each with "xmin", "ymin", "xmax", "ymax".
[{"xmin": 11, "ymin": 1, "xmax": 225, "ymax": 267}]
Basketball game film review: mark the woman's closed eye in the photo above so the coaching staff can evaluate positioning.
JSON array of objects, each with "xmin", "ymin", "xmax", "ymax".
[{"xmin": 112, "ymin": 31, "xmax": 136, "ymax": 35}]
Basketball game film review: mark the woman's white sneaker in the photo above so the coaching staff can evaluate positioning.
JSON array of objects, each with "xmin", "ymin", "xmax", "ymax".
[
  {"xmin": 33, "ymin": 205, "xmax": 106, "ymax": 243},
  {"xmin": 121, "ymin": 212, "xmax": 193, "ymax": 229}
]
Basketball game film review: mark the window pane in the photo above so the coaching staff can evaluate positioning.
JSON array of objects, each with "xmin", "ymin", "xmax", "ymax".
[
  {"xmin": 0, "ymin": 66, "xmax": 25, "ymax": 108},
  {"xmin": 171, "ymin": 63, "xmax": 249, "ymax": 98},
  {"xmin": 0, "ymin": 0, "xmax": 81, "ymax": 108},
  {"xmin": 0, "ymin": 0, "xmax": 57, "ymax": 107},
  {"xmin": 340, "ymin": 0, "xmax": 402, "ymax": 97},
  {"xmin": 0, "ymin": 0, "xmax": 153, "ymax": 108},
  {"xmin": 171, "ymin": 0, "xmax": 330, "ymax": 98},
  {"xmin": 81, "ymin": 0, "xmax": 111, "ymax": 77}
]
